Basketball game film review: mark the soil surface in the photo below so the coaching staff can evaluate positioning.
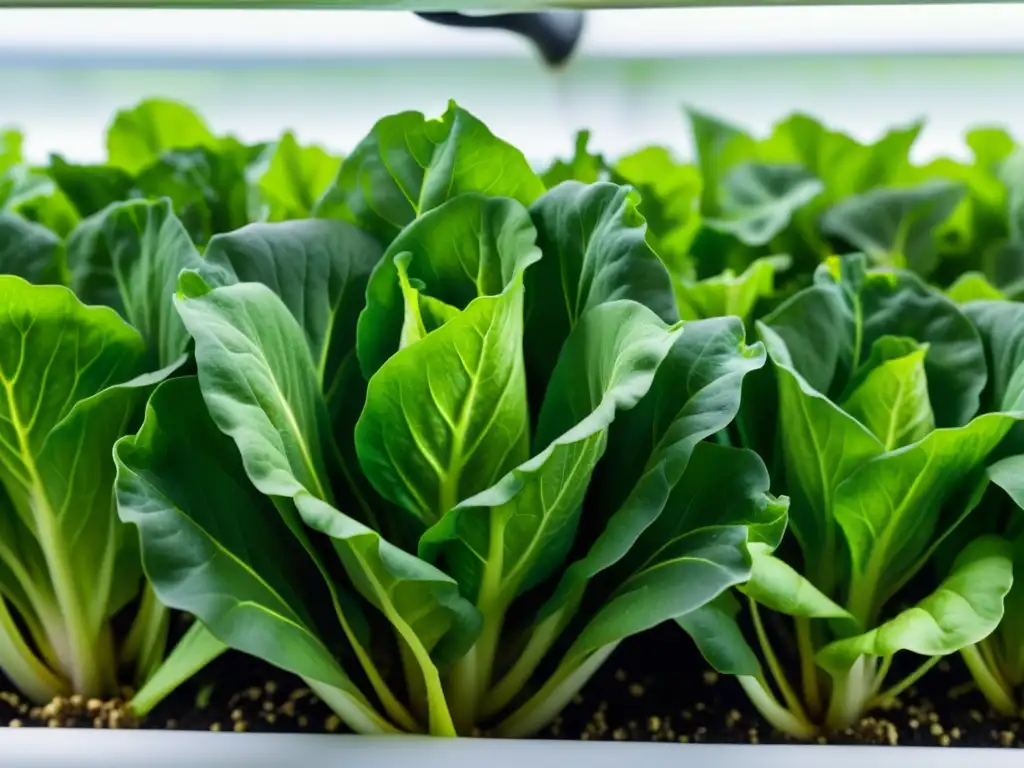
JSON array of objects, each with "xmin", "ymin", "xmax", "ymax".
[{"xmin": 0, "ymin": 620, "xmax": 1021, "ymax": 747}]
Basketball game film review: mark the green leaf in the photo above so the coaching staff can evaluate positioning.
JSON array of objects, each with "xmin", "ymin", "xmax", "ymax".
[
  {"xmin": 355, "ymin": 254, "xmax": 534, "ymax": 526},
  {"xmin": 540, "ymin": 131, "xmax": 605, "ymax": 188},
  {"xmin": 525, "ymin": 316, "xmax": 766, "ymax": 664},
  {"xmin": 686, "ymin": 108, "xmax": 757, "ymax": 216},
  {"xmin": 759, "ymin": 322, "xmax": 883, "ymax": 591},
  {"xmin": 296, "ymin": 493, "xmax": 481, "ymax": 669},
  {"xmin": 9, "ymin": 186, "xmax": 80, "ymax": 241},
  {"xmin": 759, "ymin": 278, "xmax": 852, "ymax": 395},
  {"xmin": 835, "ymin": 413, "xmax": 1017, "ymax": 625},
  {"xmin": 67, "ymin": 199, "xmax": 201, "ymax": 367},
  {"xmin": 191, "ymin": 219, "xmax": 388, "ymax": 533},
  {"xmin": 135, "ymin": 140, "xmax": 254, "ymax": 246},
  {"xmin": 47, "ymin": 156, "xmax": 135, "ymax": 219},
  {"xmin": 175, "ymin": 279, "xmax": 477, "ymax": 734},
  {"xmin": 0, "ymin": 276, "xmax": 160, "ymax": 693},
  {"xmin": 524, "ymin": 181, "xmax": 678, "ymax": 393},
  {"xmin": 762, "ymin": 113, "xmax": 921, "ymax": 202},
  {"xmin": 175, "ymin": 279, "xmax": 333, "ymax": 502},
  {"xmin": 964, "ymin": 300, "xmax": 1024, "ymax": 411},
  {"xmin": 821, "ymin": 182, "xmax": 964, "ymax": 276},
  {"xmin": 254, "ymin": 132, "xmax": 342, "ymax": 221},
  {"xmin": 676, "ymin": 592, "xmax": 760, "ymax": 676},
  {"xmin": 420, "ymin": 301, "xmax": 681, "ymax": 606},
  {"xmin": 675, "ymin": 256, "xmax": 784, "ymax": 324},
  {"xmin": 792, "ymin": 258, "xmax": 987, "ymax": 428},
  {"xmin": 705, "ymin": 163, "xmax": 823, "ymax": 247},
  {"xmin": 841, "ymin": 338, "xmax": 934, "ymax": 451},
  {"xmin": 856, "ymin": 267, "xmax": 987, "ymax": 428},
  {"xmin": 740, "ymin": 543, "xmax": 852, "ymax": 621},
  {"xmin": 0, "ymin": 212, "xmax": 65, "ymax": 285},
  {"xmin": 946, "ymin": 273, "xmax": 1007, "ymax": 304},
  {"xmin": 194, "ymin": 218, "xmax": 382, "ymax": 403},
  {"xmin": 498, "ymin": 443, "xmax": 785, "ymax": 738},
  {"xmin": 356, "ymin": 194, "xmax": 540, "ymax": 379},
  {"xmin": 315, "ymin": 103, "xmax": 544, "ymax": 244},
  {"xmin": 107, "ymin": 99, "xmax": 218, "ymax": 176},
  {"xmin": 114, "ymin": 377, "xmax": 373, "ymax": 713},
  {"xmin": 561, "ymin": 445, "xmax": 784, "ymax": 683},
  {"xmin": 610, "ymin": 146, "xmax": 701, "ymax": 274},
  {"xmin": 818, "ymin": 535, "xmax": 1013, "ymax": 672},
  {"xmin": 0, "ymin": 130, "xmax": 20, "ymax": 174}
]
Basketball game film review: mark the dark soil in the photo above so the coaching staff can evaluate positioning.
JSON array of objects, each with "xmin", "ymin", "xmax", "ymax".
[{"xmin": 0, "ymin": 619, "xmax": 1021, "ymax": 747}]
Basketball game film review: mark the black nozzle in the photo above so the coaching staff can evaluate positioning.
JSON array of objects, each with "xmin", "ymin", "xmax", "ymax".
[{"xmin": 415, "ymin": 11, "xmax": 586, "ymax": 68}]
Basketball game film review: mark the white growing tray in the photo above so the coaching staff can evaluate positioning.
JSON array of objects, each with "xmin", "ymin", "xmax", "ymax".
[{"xmin": 2, "ymin": 731, "xmax": 1023, "ymax": 767}]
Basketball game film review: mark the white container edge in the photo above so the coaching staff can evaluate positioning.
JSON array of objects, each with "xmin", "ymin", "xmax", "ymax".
[{"xmin": 0, "ymin": 730, "xmax": 1021, "ymax": 767}]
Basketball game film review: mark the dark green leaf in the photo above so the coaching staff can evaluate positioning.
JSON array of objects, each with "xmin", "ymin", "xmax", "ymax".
[
  {"xmin": 524, "ymin": 181, "xmax": 678, "ymax": 392},
  {"xmin": 67, "ymin": 199, "xmax": 200, "ymax": 367}
]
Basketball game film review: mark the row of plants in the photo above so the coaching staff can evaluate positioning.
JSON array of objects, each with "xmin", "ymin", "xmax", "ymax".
[{"xmin": 1, "ymin": 98, "xmax": 1024, "ymax": 741}]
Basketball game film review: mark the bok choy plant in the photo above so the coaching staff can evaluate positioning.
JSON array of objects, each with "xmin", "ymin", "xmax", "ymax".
[
  {"xmin": 679, "ymin": 255, "xmax": 1020, "ymax": 738},
  {"xmin": 947, "ymin": 300, "xmax": 1024, "ymax": 717},
  {"xmin": 0, "ymin": 274, "xmax": 185, "ymax": 702},
  {"xmin": 0, "ymin": 195, "xmax": 232, "ymax": 709},
  {"xmin": 113, "ymin": 102, "xmax": 786, "ymax": 736}
]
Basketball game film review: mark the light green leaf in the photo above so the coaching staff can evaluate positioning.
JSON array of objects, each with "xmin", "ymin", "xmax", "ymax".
[
  {"xmin": 175, "ymin": 278, "xmax": 333, "ymax": 502},
  {"xmin": 705, "ymin": 163, "xmax": 823, "ymax": 247},
  {"xmin": 835, "ymin": 413, "xmax": 1017, "ymax": 626},
  {"xmin": 819, "ymin": 535, "xmax": 1013, "ymax": 672},
  {"xmin": 675, "ymin": 256, "xmax": 784, "ymax": 324},
  {"xmin": 610, "ymin": 146, "xmax": 701, "ymax": 274},
  {"xmin": 254, "ymin": 132, "xmax": 342, "ymax": 221},
  {"xmin": 947, "ymin": 272, "xmax": 1006, "ymax": 304},
  {"xmin": 67, "ymin": 199, "xmax": 201, "ymax": 367},
  {"xmin": 761, "ymin": 113, "xmax": 921, "ymax": 202},
  {"xmin": 0, "ymin": 213, "xmax": 64, "ymax": 285},
  {"xmin": 841, "ymin": 338, "xmax": 934, "ymax": 451},
  {"xmin": 524, "ymin": 181, "xmax": 678, "ymax": 393},
  {"xmin": 740, "ymin": 543, "xmax": 852, "ymax": 621},
  {"xmin": 107, "ymin": 99, "xmax": 218, "ymax": 176},
  {"xmin": 0, "ymin": 277, "xmax": 158, "ymax": 693},
  {"xmin": 355, "ymin": 263, "xmax": 532, "ymax": 527},
  {"xmin": 315, "ymin": 103, "xmax": 544, "ymax": 244},
  {"xmin": 0, "ymin": 130, "xmax": 20, "ymax": 174},
  {"xmin": 988, "ymin": 454, "xmax": 1024, "ymax": 509},
  {"xmin": 821, "ymin": 182, "xmax": 964, "ymax": 276},
  {"xmin": 540, "ymin": 131, "xmax": 605, "ymax": 188},
  {"xmin": 356, "ymin": 194, "xmax": 540, "ymax": 378}
]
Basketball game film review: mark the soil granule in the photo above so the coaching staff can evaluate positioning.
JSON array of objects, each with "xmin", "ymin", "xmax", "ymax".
[{"xmin": 0, "ymin": 622, "xmax": 1020, "ymax": 747}]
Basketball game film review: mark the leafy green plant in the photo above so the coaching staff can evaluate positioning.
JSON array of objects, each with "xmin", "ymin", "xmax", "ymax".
[
  {"xmin": 0, "ymin": 275, "xmax": 198, "ymax": 702},
  {"xmin": 945, "ymin": 299, "xmax": 1024, "ymax": 717},
  {"xmin": 680, "ymin": 255, "xmax": 1020, "ymax": 738},
  {"xmin": 113, "ymin": 111, "xmax": 782, "ymax": 733}
]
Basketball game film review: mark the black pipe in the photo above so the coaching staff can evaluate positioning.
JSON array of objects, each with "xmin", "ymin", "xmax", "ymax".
[{"xmin": 415, "ymin": 11, "xmax": 586, "ymax": 68}]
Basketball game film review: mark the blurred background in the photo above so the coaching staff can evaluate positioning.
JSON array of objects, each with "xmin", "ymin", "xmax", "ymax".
[{"xmin": 3, "ymin": 5, "xmax": 1024, "ymax": 164}]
